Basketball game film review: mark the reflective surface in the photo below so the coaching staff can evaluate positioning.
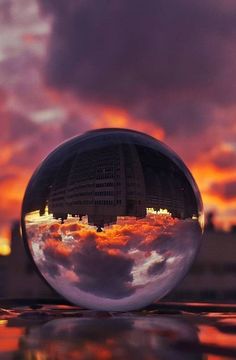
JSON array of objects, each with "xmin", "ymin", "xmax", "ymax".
[
  {"xmin": 22, "ymin": 129, "xmax": 203, "ymax": 310},
  {"xmin": 0, "ymin": 302, "xmax": 236, "ymax": 360}
]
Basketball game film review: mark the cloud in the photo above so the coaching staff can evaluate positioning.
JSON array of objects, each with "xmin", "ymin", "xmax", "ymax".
[
  {"xmin": 147, "ymin": 260, "xmax": 166, "ymax": 276},
  {"xmin": 72, "ymin": 234, "xmax": 135, "ymax": 299},
  {"xmin": 210, "ymin": 148, "xmax": 236, "ymax": 169},
  {"xmin": 40, "ymin": 230, "xmax": 135, "ymax": 299},
  {"xmin": 41, "ymin": 259, "xmax": 61, "ymax": 278},
  {"xmin": 0, "ymin": 174, "xmax": 16, "ymax": 183},
  {"xmin": 0, "ymin": 98, "xmax": 89, "ymax": 228},
  {"xmin": 209, "ymin": 180, "xmax": 236, "ymax": 200},
  {"xmin": 3, "ymin": 114, "xmax": 39, "ymax": 142},
  {"xmin": 139, "ymin": 233, "xmax": 175, "ymax": 254},
  {"xmin": 40, "ymin": 0, "xmax": 236, "ymax": 136},
  {"xmin": 27, "ymin": 213, "xmax": 201, "ymax": 301},
  {"xmin": 44, "ymin": 239, "xmax": 72, "ymax": 268}
]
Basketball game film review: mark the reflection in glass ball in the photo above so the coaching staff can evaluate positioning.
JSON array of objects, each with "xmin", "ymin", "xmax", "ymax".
[{"xmin": 21, "ymin": 129, "xmax": 203, "ymax": 311}]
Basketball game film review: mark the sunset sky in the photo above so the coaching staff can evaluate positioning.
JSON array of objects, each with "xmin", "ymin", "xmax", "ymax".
[{"xmin": 1, "ymin": 0, "xmax": 236, "ymax": 247}]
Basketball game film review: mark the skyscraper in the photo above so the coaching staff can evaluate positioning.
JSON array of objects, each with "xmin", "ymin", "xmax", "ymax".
[{"xmin": 48, "ymin": 144, "xmax": 146, "ymax": 227}]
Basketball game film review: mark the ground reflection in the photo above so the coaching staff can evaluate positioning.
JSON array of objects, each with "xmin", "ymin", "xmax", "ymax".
[
  {"xmin": 0, "ymin": 305, "xmax": 236, "ymax": 360},
  {"xmin": 11, "ymin": 315, "xmax": 201, "ymax": 360}
]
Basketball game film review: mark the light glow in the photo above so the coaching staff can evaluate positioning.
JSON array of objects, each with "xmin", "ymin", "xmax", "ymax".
[
  {"xmin": 0, "ymin": 240, "xmax": 11, "ymax": 256},
  {"xmin": 0, "ymin": 228, "xmax": 11, "ymax": 256},
  {"xmin": 0, "ymin": 320, "xmax": 7, "ymax": 326},
  {"xmin": 146, "ymin": 208, "xmax": 172, "ymax": 216}
]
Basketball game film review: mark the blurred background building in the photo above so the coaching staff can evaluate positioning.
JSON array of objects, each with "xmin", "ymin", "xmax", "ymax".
[
  {"xmin": 0, "ymin": 221, "xmax": 55, "ymax": 299},
  {"xmin": 166, "ymin": 213, "xmax": 236, "ymax": 303},
  {"xmin": 47, "ymin": 144, "xmax": 147, "ymax": 227}
]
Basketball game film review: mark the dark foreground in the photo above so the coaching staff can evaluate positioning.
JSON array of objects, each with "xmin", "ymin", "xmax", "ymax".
[{"xmin": 0, "ymin": 300, "xmax": 236, "ymax": 360}]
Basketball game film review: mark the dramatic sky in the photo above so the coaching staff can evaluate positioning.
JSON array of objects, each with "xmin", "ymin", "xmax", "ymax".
[{"xmin": 1, "ymin": 0, "xmax": 236, "ymax": 245}]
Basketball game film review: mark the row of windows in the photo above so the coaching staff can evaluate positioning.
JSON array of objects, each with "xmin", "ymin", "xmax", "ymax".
[
  {"xmin": 95, "ymin": 182, "xmax": 114, "ymax": 187},
  {"xmin": 74, "ymin": 192, "xmax": 93, "ymax": 196},
  {"xmin": 50, "ymin": 198, "xmax": 143, "ymax": 206},
  {"xmin": 77, "ymin": 175, "xmax": 98, "ymax": 181},
  {"xmin": 65, "ymin": 190, "xmax": 140, "ymax": 197},
  {"xmin": 96, "ymin": 174, "xmax": 121, "ymax": 180},
  {"xmin": 95, "ymin": 191, "xmax": 115, "ymax": 196},
  {"xmin": 68, "ymin": 199, "xmax": 122, "ymax": 205},
  {"xmin": 96, "ymin": 161, "xmax": 120, "ymax": 167},
  {"xmin": 52, "ymin": 190, "xmax": 123, "ymax": 198},
  {"xmin": 67, "ymin": 183, "xmax": 94, "ymax": 189},
  {"xmin": 96, "ymin": 167, "xmax": 121, "ymax": 173},
  {"xmin": 68, "ymin": 181, "xmax": 122, "ymax": 189},
  {"xmin": 95, "ymin": 200, "xmax": 122, "ymax": 205},
  {"xmin": 70, "ymin": 200, "xmax": 94, "ymax": 205},
  {"xmin": 51, "ymin": 188, "xmax": 143, "ymax": 199}
]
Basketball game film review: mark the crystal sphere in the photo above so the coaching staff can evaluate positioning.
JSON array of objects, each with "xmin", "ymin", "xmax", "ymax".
[{"xmin": 21, "ymin": 129, "xmax": 203, "ymax": 311}]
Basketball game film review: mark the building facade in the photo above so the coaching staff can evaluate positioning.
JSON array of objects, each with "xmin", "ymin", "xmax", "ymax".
[
  {"xmin": 47, "ymin": 143, "xmax": 198, "ymax": 227},
  {"xmin": 4, "ymin": 221, "xmax": 56, "ymax": 299},
  {"xmin": 48, "ymin": 144, "xmax": 146, "ymax": 228},
  {"xmin": 165, "ymin": 231, "xmax": 236, "ymax": 302}
]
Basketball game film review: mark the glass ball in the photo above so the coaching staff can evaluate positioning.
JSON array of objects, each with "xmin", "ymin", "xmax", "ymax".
[{"xmin": 21, "ymin": 129, "xmax": 203, "ymax": 311}]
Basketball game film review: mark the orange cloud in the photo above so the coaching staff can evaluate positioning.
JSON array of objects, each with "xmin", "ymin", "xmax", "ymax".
[
  {"xmin": 44, "ymin": 239, "xmax": 72, "ymax": 258},
  {"xmin": 35, "ymin": 215, "xmax": 178, "ymax": 252},
  {"xmin": 93, "ymin": 107, "xmax": 165, "ymax": 140},
  {"xmin": 191, "ymin": 157, "xmax": 236, "ymax": 229}
]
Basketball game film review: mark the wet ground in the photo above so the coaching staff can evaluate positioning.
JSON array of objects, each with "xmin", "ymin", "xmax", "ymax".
[{"xmin": 0, "ymin": 300, "xmax": 236, "ymax": 359}]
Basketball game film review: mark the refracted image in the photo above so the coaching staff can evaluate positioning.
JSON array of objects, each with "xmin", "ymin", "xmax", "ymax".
[{"xmin": 22, "ymin": 129, "xmax": 203, "ymax": 311}]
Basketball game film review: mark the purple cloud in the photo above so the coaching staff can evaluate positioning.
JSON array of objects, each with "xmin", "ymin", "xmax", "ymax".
[
  {"xmin": 210, "ymin": 180, "xmax": 236, "ymax": 200},
  {"xmin": 72, "ymin": 235, "xmax": 135, "ymax": 299},
  {"xmin": 40, "ymin": 0, "xmax": 236, "ymax": 136}
]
